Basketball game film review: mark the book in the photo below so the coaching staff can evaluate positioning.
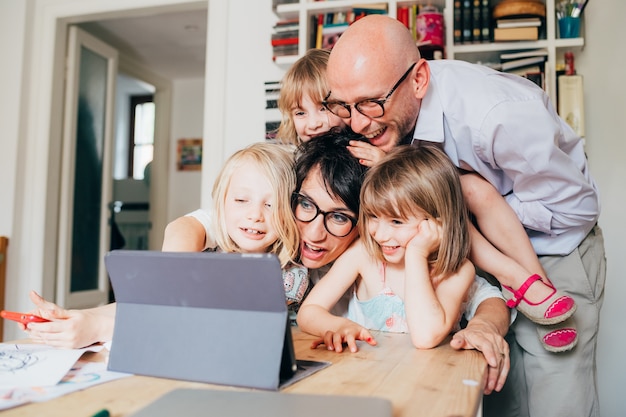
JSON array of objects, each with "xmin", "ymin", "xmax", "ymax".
[
  {"xmin": 264, "ymin": 78, "xmax": 282, "ymax": 139},
  {"xmin": 453, "ymin": 0, "xmax": 462, "ymax": 43},
  {"xmin": 321, "ymin": 23, "xmax": 349, "ymax": 49},
  {"xmin": 500, "ymin": 55, "xmax": 546, "ymax": 71},
  {"xmin": 352, "ymin": 2, "xmax": 387, "ymax": 11},
  {"xmin": 273, "ymin": 24, "xmax": 299, "ymax": 33},
  {"xmin": 398, "ymin": 6, "xmax": 410, "ymax": 29},
  {"xmin": 315, "ymin": 13, "xmax": 324, "ymax": 48},
  {"xmin": 409, "ymin": 4, "xmax": 418, "ymax": 41},
  {"xmin": 353, "ymin": 3, "xmax": 388, "ymax": 20},
  {"xmin": 480, "ymin": 0, "xmax": 491, "ymax": 42},
  {"xmin": 496, "ymin": 17, "xmax": 542, "ymax": 28},
  {"xmin": 505, "ymin": 64, "xmax": 542, "ymax": 76},
  {"xmin": 332, "ymin": 11, "xmax": 347, "ymax": 24},
  {"xmin": 500, "ymin": 48, "xmax": 548, "ymax": 61},
  {"xmin": 472, "ymin": 0, "xmax": 481, "ymax": 42},
  {"xmin": 271, "ymin": 37, "xmax": 298, "ymax": 47},
  {"xmin": 558, "ymin": 75, "xmax": 585, "ymax": 136},
  {"xmin": 274, "ymin": 18, "xmax": 299, "ymax": 28},
  {"xmin": 461, "ymin": 0, "xmax": 472, "ymax": 43},
  {"xmin": 272, "ymin": 30, "xmax": 298, "ymax": 40},
  {"xmin": 524, "ymin": 71, "xmax": 544, "ymax": 89},
  {"xmin": 493, "ymin": 26, "xmax": 538, "ymax": 41},
  {"xmin": 272, "ymin": 44, "xmax": 299, "ymax": 58}
]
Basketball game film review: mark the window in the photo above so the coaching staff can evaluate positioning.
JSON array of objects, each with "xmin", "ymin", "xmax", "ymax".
[{"xmin": 128, "ymin": 94, "xmax": 154, "ymax": 179}]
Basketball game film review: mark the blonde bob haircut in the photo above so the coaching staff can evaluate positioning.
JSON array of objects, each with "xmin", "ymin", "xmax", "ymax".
[
  {"xmin": 211, "ymin": 142, "xmax": 299, "ymax": 268},
  {"xmin": 359, "ymin": 145, "xmax": 471, "ymax": 278},
  {"xmin": 276, "ymin": 48, "xmax": 331, "ymax": 146}
]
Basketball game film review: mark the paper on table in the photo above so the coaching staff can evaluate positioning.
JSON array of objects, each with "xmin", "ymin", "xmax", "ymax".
[
  {"xmin": 0, "ymin": 343, "xmax": 103, "ymax": 389},
  {"xmin": 0, "ymin": 359, "xmax": 131, "ymax": 410}
]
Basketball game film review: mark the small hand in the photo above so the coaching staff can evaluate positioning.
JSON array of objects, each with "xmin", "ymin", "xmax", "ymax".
[
  {"xmin": 407, "ymin": 218, "xmax": 441, "ymax": 258},
  {"xmin": 347, "ymin": 140, "xmax": 386, "ymax": 167},
  {"xmin": 310, "ymin": 326, "xmax": 377, "ymax": 353},
  {"xmin": 24, "ymin": 290, "xmax": 113, "ymax": 349}
]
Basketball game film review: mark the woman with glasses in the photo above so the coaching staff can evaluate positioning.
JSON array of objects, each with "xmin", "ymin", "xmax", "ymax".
[{"xmin": 297, "ymin": 144, "xmax": 475, "ymax": 351}]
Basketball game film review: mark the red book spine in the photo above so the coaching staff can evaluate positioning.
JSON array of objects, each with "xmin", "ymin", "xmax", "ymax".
[{"xmin": 271, "ymin": 37, "xmax": 299, "ymax": 46}]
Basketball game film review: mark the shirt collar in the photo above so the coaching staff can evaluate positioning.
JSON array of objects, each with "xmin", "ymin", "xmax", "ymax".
[{"xmin": 412, "ymin": 74, "xmax": 444, "ymax": 144}]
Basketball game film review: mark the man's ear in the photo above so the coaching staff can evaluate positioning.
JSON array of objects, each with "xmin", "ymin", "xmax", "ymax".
[{"xmin": 413, "ymin": 58, "xmax": 430, "ymax": 100}]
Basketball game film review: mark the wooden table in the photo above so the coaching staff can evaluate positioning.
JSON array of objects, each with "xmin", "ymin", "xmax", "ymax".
[{"xmin": 3, "ymin": 328, "xmax": 486, "ymax": 417}]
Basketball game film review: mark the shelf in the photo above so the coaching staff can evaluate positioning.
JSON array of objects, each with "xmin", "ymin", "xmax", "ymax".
[
  {"xmin": 271, "ymin": 0, "xmax": 585, "ymax": 103},
  {"xmin": 276, "ymin": 0, "xmax": 400, "ymax": 15},
  {"xmin": 452, "ymin": 40, "xmax": 551, "ymax": 54},
  {"xmin": 554, "ymin": 37, "xmax": 585, "ymax": 48},
  {"xmin": 273, "ymin": 55, "xmax": 299, "ymax": 66}
]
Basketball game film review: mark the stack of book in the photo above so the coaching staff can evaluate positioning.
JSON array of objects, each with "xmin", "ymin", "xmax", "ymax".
[
  {"xmin": 313, "ymin": 13, "xmax": 349, "ymax": 50},
  {"xmin": 264, "ymin": 80, "xmax": 281, "ymax": 141},
  {"xmin": 453, "ymin": 0, "xmax": 491, "ymax": 44},
  {"xmin": 312, "ymin": 4, "xmax": 387, "ymax": 49},
  {"xmin": 272, "ymin": 19, "xmax": 299, "ymax": 60},
  {"xmin": 397, "ymin": 3, "xmax": 418, "ymax": 36},
  {"xmin": 499, "ymin": 48, "xmax": 548, "ymax": 89},
  {"xmin": 352, "ymin": 3, "xmax": 388, "ymax": 20},
  {"xmin": 493, "ymin": 16, "xmax": 543, "ymax": 41},
  {"xmin": 319, "ymin": 22, "xmax": 349, "ymax": 49}
]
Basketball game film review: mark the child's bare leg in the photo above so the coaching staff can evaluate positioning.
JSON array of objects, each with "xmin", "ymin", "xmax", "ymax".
[
  {"xmin": 461, "ymin": 173, "xmax": 575, "ymax": 322},
  {"xmin": 462, "ymin": 173, "xmax": 546, "ymax": 278},
  {"xmin": 461, "ymin": 173, "xmax": 544, "ymax": 275}
]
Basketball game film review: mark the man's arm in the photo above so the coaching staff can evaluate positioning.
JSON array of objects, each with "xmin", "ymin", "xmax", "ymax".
[{"xmin": 451, "ymin": 297, "xmax": 510, "ymax": 395}]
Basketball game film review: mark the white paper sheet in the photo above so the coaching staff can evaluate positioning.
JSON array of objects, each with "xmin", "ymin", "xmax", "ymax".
[
  {"xmin": 0, "ymin": 343, "xmax": 103, "ymax": 388},
  {"xmin": 0, "ymin": 358, "xmax": 131, "ymax": 410}
]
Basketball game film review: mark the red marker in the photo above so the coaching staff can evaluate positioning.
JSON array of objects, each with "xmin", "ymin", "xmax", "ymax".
[{"xmin": 0, "ymin": 310, "xmax": 50, "ymax": 324}]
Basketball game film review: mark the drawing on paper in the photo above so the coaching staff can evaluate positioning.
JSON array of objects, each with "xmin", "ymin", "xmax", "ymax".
[{"xmin": 0, "ymin": 349, "xmax": 40, "ymax": 374}]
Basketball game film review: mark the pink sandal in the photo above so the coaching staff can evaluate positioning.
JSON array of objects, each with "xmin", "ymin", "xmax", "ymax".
[
  {"xmin": 502, "ymin": 274, "xmax": 576, "ymax": 325},
  {"xmin": 537, "ymin": 317, "xmax": 578, "ymax": 353}
]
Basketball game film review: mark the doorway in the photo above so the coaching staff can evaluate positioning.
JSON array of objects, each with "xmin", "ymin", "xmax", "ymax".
[
  {"xmin": 55, "ymin": 3, "xmax": 207, "ymax": 309},
  {"xmin": 5, "ymin": 0, "xmax": 222, "ymax": 343}
]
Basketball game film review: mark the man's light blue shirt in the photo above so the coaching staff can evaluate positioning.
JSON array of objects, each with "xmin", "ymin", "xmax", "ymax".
[{"xmin": 414, "ymin": 60, "xmax": 600, "ymax": 255}]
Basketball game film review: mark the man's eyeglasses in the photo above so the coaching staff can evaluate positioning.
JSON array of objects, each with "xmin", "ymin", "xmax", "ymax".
[
  {"xmin": 292, "ymin": 193, "xmax": 357, "ymax": 238},
  {"xmin": 323, "ymin": 62, "xmax": 417, "ymax": 119}
]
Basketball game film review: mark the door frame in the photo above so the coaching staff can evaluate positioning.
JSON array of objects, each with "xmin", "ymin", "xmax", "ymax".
[
  {"xmin": 10, "ymin": 0, "xmax": 217, "ymax": 318},
  {"xmin": 57, "ymin": 26, "xmax": 118, "ymax": 308}
]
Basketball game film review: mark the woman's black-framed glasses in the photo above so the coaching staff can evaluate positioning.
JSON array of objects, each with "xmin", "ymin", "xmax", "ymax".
[
  {"xmin": 292, "ymin": 193, "xmax": 357, "ymax": 238},
  {"xmin": 323, "ymin": 62, "xmax": 417, "ymax": 119}
]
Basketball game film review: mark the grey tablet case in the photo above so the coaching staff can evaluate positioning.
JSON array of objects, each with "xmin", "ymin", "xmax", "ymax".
[
  {"xmin": 105, "ymin": 250, "xmax": 296, "ymax": 390},
  {"xmin": 129, "ymin": 388, "xmax": 393, "ymax": 417}
]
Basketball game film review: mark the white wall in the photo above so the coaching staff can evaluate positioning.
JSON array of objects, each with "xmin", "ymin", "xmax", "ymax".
[
  {"xmin": 200, "ymin": 0, "xmax": 284, "ymax": 211},
  {"xmin": 0, "ymin": 0, "xmax": 27, "ymax": 238},
  {"xmin": 167, "ymin": 78, "xmax": 205, "ymax": 222},
  {"xmin": 0, "ymin": 0, "xmax": 624, "ymax": 413},
  {"xmin": 577, "ymin": 4, "xmax": 626, "ymax": 416}
]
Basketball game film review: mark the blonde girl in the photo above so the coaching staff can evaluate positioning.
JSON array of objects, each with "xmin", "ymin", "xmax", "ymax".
[
  {"xmin": 210, "ymin": 142, "xmax": 299, "ymax": 265},
  {"xmin": 210, "ymin": 142, "xmax": 307, "ymax": 305},
  {"xmin": 297, "ymin": 144, "xmax": 475, "ymax": 351},
  {"xmin": 275, "ymin": 48, "xmax": 345, "ymax": 145}
]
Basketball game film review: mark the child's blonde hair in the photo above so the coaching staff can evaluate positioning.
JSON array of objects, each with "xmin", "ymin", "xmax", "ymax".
[
  {"xmin": 359, "ymin": 145, "xmax": 471, "ymax": 278},
  {"xmin": 211, "ymin": 142, "xmax": 299, "ymax": 267},
  {"xmin": 276, "ymin": 48, "xmax": 331, "ymax": 145}
]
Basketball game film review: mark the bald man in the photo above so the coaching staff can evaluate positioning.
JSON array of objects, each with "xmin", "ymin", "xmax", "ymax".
[{"xmin": 324, "ymin": 15, "xmax": 605, "ymax": 417}]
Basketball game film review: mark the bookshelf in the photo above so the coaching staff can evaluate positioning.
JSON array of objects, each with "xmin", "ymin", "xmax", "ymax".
[{"xmin": 272, "ymin": 0, "xmax": 585, "ymax": 104}]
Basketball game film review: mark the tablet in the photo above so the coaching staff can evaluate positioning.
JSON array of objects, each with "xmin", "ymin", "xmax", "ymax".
[{"xmin": 106, "ymin": 251, "xmax": 301, "ymax": 390}]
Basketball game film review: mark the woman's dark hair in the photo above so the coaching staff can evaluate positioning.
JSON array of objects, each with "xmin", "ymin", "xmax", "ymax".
[{"xmin": 294, "ymin": 129, "xmax": 369, "ymax": 217}]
